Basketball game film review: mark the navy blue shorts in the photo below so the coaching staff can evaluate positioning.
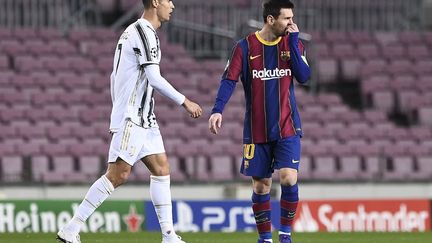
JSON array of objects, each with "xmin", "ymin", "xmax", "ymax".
[{"xmin": 240, "ymin": 135, "xmax": 301, "ymax": 178}]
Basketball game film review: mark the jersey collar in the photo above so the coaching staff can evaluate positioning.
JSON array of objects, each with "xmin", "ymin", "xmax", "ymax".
[
  {"xmin": 137, "ymin": 18, "xmax": 156, "ymax": 32},
  {"xmin": 255, "ymin": 31, "xmax": 281, "ymax": 46}
]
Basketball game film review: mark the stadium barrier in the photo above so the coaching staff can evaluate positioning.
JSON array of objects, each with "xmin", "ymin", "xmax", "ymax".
[
  {"xmin": 146, "ymin": 199, "xmax": 431, "ymax": 233},
  {"xmin": 0, "ymin": 200, "xmax": 144, "ymax": 233},
  {"xmin": 0, "ymin": 199, "xmax": 430, "ymax": 233}
]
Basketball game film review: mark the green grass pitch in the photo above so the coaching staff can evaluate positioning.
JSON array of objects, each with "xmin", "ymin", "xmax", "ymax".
[{"xmin": 0, "ymin": 232, "xmax": 431, "ymax": 243}]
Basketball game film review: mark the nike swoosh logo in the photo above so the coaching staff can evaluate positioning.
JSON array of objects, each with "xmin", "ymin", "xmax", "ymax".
[
  {"xmin": 292, "ymin": 159, "xmax": 300, "ymax": 163},
  {"xmin": 250, "ymin": 55, "xmax": 261, "ymax": 60}
]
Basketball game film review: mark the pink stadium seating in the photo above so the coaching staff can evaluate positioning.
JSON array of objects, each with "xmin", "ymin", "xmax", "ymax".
[
  {"xmin": 129, "ymin": 160, "xmax": 150, "ymax": 182},
  {"xmin": 30, "ymin": 155, "xmax": 50, "ymax": 182},
  {"xmin": 1, "ymin": 156, "xmax": 23, "ymax": 182},
  {"xmin": 317, "ymin": 58, "xmax": 337, "ymax": 83},
  {"xmin": 1, "ymin": 26, "xmax": 432, "ymax": 184},
  {"xmin": 169, "ymin": 157, "xmax": 187, "ymax": 182},
  {"xmin": 407, "ymin": 45, "xmax": 430, "ymax": 60},
  {"xmin": 357, "ymin": 44, "xmax": 380, "ymax": 59},
  {"xmin": 312, "ymin": 156, "xmax": 338, "ymax": 181},
  {"xmin": 337, "ymin": 156, "xmax": 364, "ymax": 180},
  {"xmin": 0, "ymin": 143, "xmax": 16, "ymax": 156},
  {"xmin": 340, "ymin": 58, "xmax": 361, "ymax": 81},
  {"xmin": 382, "ymin": 156, "xmax": 416, "ymax": 181},
  {"xmin": 43, "ymin": 155, "xmax": 84, "ymax": 183},
  {"xmin": 418, "ymin": 107, "xmax": 432, "ymax": 126},
  {"xmin": 415, "ymin": 157, "xmax": 432, "ymax": 180},
  {"xmin": 298, "ymin": 155, "xmax": 313, "ymax": 180},
  {"xmin": 209, "ymin": 155, "xmax": 235, "ymax": 181},
  {"xmin": 13, "ymin": 28, "xmax": 38, "ymax": 41}
]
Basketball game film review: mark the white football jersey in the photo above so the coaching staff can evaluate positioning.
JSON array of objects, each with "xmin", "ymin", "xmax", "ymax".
[{"xmin": 109, "ymin": 18, "xmax": 161, "ymax": 131}]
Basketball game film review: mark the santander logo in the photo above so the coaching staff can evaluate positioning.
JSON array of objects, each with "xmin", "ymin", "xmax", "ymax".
[
  {"xmin": 293, "ymin": 200, "xmax": 430, "ymax": 232},
  {"xmin": 293, "ymin": 203, "xmax": 319, "ymax": 232},
  {"xmin": 252, "ymin": 68, "xmax": 291, "ymax": 80}
]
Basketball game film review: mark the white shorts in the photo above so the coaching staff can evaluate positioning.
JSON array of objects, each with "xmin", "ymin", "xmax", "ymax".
[{"xmin": 108, "ymin": 119, "xmax": 165, "ymax": 166}]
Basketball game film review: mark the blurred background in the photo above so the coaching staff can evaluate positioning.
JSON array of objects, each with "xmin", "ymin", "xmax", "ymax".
[{"xmin": 1, "ymin": 0, "xmax": 432, "ymax": 234}]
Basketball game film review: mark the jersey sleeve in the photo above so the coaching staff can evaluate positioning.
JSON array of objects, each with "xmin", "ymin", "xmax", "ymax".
[
  {"xmin": 222, "ymin": 42, "xmax": 243, "ymax": 82},
  {"xmin": 133, "ymin": 23, "xmax": 160, "ymax": 66},
  {"xmin": 298, "ymin": 40, "xmax": 309, "ymax": 66}
]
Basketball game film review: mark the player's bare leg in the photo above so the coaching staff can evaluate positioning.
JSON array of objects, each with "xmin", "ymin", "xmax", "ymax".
[
  {"xmin": 57, "ymin": 159, "xmax": 131, "ymax": 243},
  {"xmin": 252, "ymin": 177, "xmax": 273, "ymax": 243},
  {"xmin": 278, "ymin": 168, "xmax": 298, "ymax": 243},
  {"xmin": 142, "ymin": 153, "xmax": 185, "ymax": 243}
]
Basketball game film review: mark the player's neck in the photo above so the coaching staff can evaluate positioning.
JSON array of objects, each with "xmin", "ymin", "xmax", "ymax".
[
  {"xmin": 142, "ymin": 11, "xmax": 161, "ymax": 29},
  {"xmin": 258, "ymin": 28, "xmax": 278, "ymax": 43}
]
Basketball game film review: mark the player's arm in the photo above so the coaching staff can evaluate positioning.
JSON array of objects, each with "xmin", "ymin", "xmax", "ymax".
[
  {"xmin": 209, "ymin": 79, "xmax": 237, "ymax": 134},
  {"xmin": 144, "ymin": 64, "xmax": 202, "ymax": 118},
  {"xmin": 287, "ymin": 24, "xmax": 311, "ymax": 84},
  {"xmin": 209, "ymin": 42, "xmax": 243, "ymax": 134}
]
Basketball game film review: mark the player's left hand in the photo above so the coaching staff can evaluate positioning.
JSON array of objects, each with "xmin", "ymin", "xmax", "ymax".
[
  {"xmin": 286, "ymin": 23, "xmax": 299, "ymax": 33},
  {"xmin": 208, "ymin": 113, "xmax": 222, "ymax": 134},
  {"xmin": 182, "ymin": 98, "xmax": 202, "ymax": 118}
]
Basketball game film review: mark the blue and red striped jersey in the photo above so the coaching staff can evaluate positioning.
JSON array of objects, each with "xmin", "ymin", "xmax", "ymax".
[{"xmin": 223, "ymin": 31, "xmax": 306, "ymax": 144}]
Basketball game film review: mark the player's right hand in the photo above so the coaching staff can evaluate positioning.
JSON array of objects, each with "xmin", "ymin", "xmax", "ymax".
[
  {"xmin": 182, "ymin": 98, "xmax": 202, "ymax": 118},
  {"xmin": 208, "ymin": 113, "xmax": 222, "ymax": 134}
]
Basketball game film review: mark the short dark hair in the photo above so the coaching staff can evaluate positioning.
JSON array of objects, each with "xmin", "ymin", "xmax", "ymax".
[
  {"xmin": 262, "ymin": 0, "xmax": 294, "ymax": 23},
  {"xmin": 142, "ymin": 0, "xmax": 152, "ymax": 9}
]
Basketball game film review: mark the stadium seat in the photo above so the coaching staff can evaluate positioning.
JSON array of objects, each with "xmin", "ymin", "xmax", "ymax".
[
  {"xmin": 169, "ymin": 156, "xmax": 187, "ymax": 182},
  {"xmin": 312, "ymin": 156, "xmax": 338, "ymax": 181},
  {"xmin": 382, "ymin": 156, "xmax": 416, "ymax": 181},
  {"xmin": 128, "ymin": 161, "xmax": 150, "ymax": 182},
  {"xmin": 209, "ymin": 155, "xmax": 235, "ymax": 181},
  {"xmin": 13, "ymin": 28, "xmax": 38, "ymax": 41},
  {"xmin": 374, "ymin": 32, "xmax": 398, "ymax": 46},
  {"xmin": 415, "ymin": 60, "xmax": 432, "ymax": 74},
  {"xmin": 317, "ymin": 58, "xmax": 337, "ymax": 83},
  {"xmin": 44, "ymin": 155, "xmax": 85, "ymax": 183},
  {"xmin": 0, "ymin": 55, "xmax": 9, "ymax": 70},
  {"xmin": 26, "ymin": 39, "xmax": 55, "ymax": 56},
  {"xmin": 69, "ymin": 166, "xmax": 96, "ymax": 183},
  {"xmin": 371, "ymin": 90, "xmax": 395, "ymax": 112},
  {"xmin": 298, "ymin": 155, "xmax": 313, "ymax": 181},
  {"xmin": 340, "ymin": 58, "xmax": 362, "ymax": 81},
  {"xmin": 338, "ymin": 156, "xmax": 364, "ymax": 180},
  {"xmin": 332, "ymin": 43, "xmax": 355, "ymax": 59},
  {"xmin": 191, "ymin": 155, "xmax": 211, "ymax": 182},
  {"xmin": 30, "ymin": 155, "xmax": 50, "ymax": 182},
  {"xmin": 415, "ymin": 156, "xmax": 432, "ymax": 181},
  {"xmin": 0, "ymin": 155, "xmax": 24, "ymax": 182},
  {"xmin": 381, "ymin": 45, "xmax": 406, "ymax": 60},
  {"xmin": 418, "ymin": 106, "xmax": 432, "ymax": 126},
  {"xmin": 407, "ymin": 45, "xmax": 430, "ymax": 60},
  {"xmin": 0, "ymin": 143, "xmax": 16, "ymax": 157},
  {"xmin": 357, "ymin": 43, "xmax": 380, "ymax": 59},
  {"xmin": 0, "ymin": 40, "xmax": 26, "ymax": 56}
]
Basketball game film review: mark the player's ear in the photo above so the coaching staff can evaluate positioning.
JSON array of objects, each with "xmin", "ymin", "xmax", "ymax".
[
  {"xmin": 267, "ymin": 15, "xmax": 275, "ymax": 25},
  {"xmin": 151, "ymin": 0, "xmax": 158, "ymax": 8}
]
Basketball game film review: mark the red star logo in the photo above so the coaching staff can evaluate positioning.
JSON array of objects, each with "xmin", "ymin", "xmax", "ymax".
[{"xmin": 122, "ymin": 204, "xmax": 144, "ymax": 232}]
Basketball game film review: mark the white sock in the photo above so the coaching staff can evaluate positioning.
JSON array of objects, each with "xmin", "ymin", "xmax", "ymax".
[
  {"xmin": 63, "ymin": 175, "xmax": 115, "ymax": 234},
  {"xmin": 150, "ymin": 175, "xmax": 174, "ymax": 236},
  {"xmin": 279, "ymin": 231, "xmax": 291, "ymax": 235}
]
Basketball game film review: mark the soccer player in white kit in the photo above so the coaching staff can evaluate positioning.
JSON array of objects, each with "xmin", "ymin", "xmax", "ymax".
[{"xmin": 56, "ymin": 0, "xmax": 202, "ymax": 243}]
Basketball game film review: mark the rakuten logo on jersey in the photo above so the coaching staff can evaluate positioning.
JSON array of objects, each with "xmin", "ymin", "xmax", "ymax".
[{"xmin": 252, "ymin": 68, "xmax": 291, "ymax": 81}]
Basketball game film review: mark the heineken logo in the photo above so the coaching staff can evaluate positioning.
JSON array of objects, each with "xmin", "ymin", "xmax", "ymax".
[{"xmin": 0, "ymin": 201, "xmax": 144, "ymax": 233}]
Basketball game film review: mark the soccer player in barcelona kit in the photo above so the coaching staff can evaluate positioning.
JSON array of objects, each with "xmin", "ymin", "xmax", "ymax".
[
  {"xmin": 209, "ymin": 1, "xmax": 311, "ymax": 242},
  {"xmin": 57, "ymin": 0, "xmax": 202, "ymax": 243}
]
